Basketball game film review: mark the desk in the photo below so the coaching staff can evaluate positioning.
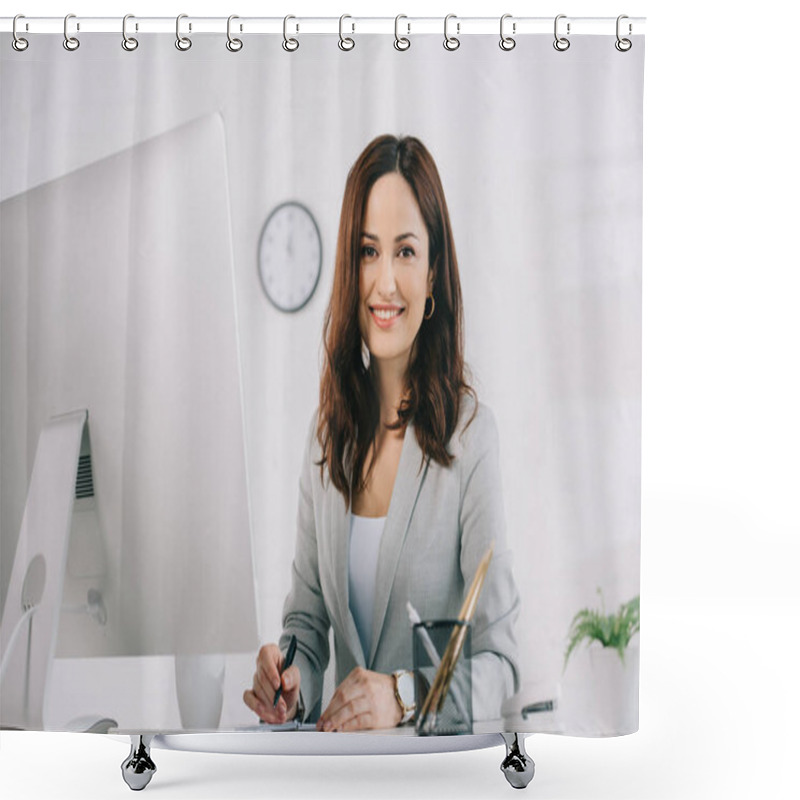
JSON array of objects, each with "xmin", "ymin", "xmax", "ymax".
[
  {"xmin": 46, "ymin": 653, "xmax": 257, "ymax": 731},
  {"xmin": 47, "ymin": 654, "xmax": 559, "ymax": 738}
]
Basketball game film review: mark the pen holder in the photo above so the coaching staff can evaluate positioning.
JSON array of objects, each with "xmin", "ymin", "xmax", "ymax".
[{"xmin": 413, "ymin": 620, "xmax": 472, "ymax": 736}]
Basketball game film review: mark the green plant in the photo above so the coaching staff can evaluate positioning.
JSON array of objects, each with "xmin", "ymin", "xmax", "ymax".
[{"xmin": 563, "ymin": 589, "xmax": 640, "ymax": 670}]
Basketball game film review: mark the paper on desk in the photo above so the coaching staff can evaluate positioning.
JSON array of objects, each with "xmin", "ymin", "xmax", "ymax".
[{"xmin": 237, "ymin": 721, "xmax": 318, "ymax": 732}]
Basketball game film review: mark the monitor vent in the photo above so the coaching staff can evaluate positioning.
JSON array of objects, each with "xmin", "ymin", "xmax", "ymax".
[{"xmin": 76, "ymin": 453, "xmax": 94, "ymax": 499}]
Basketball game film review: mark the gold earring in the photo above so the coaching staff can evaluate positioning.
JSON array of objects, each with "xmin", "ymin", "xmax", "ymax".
[{"xmin": 424, "ymin": 294, "xmax": 435, "ymax": 320}]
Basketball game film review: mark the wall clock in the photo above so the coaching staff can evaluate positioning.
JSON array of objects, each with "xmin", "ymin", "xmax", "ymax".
[{"xmin": 258, "ymin": 201, "xmax": 322, "ymax": 312}]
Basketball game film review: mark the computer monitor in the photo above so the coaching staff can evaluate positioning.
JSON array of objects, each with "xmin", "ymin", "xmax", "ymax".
[{"xmin": 0, "ymin": 114, "xmax": 258, "ymax": 728}]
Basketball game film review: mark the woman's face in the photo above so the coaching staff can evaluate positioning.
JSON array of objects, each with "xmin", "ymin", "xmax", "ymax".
[{"xmin": 358, "ymin": 172, "xmax": 432, "ymax": 375}]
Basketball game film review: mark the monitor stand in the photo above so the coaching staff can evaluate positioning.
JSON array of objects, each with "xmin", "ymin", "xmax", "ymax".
[{"xmin": 0, "ymin": 409, "xmax": 87, "ymax": 730}]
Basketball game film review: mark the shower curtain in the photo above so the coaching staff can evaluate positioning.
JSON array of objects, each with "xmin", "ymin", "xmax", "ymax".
[{"xmin": 0, "ymin": 20, "xmax": 644, "ymax": 740}]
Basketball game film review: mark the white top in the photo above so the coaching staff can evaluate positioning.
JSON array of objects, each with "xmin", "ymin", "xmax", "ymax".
[{"xmin": 348, "ymin": 514, "xmax": 387, "ymax": 659}]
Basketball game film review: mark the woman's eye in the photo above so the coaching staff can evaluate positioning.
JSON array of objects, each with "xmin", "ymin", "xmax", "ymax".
[
  {"xmin": 399, "ymin": 246, "xmax": 415, "ymax": 258},
  {"xmin": 361, "ymin": 245, "xmax": 377, "ymax": 258}
]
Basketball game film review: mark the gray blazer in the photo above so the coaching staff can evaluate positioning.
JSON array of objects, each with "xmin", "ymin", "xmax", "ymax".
[{"xmin": 279, "ymin": 395, "xmax": 521, "ymax": 722}]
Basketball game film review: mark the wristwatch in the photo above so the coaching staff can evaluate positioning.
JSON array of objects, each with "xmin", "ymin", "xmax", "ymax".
[{"xmin": 392, "ymin": 670, "xmax": 416, "ymax": 725}]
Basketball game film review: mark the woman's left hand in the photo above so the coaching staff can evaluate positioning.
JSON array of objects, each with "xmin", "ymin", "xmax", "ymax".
[{"xmin": 317, "ymin": 667, "xmax": 402, "ymax": 731}]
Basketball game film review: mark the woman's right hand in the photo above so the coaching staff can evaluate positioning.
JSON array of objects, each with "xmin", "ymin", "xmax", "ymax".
[{"xmin": 243, "ymin": 643, "xmax": 301, "ymax": 724}]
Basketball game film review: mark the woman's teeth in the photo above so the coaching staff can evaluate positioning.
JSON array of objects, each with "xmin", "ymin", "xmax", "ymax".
[{"xmin": 372, "ymin": 308, "xmax": 402, "ymax": 320}]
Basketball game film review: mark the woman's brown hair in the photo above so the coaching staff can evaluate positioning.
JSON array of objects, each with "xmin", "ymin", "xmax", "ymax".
[{"xmin": 317, "ymin": 134, "xmax": 476, "ymax": 507}]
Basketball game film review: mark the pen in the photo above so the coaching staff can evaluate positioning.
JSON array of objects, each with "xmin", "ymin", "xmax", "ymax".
[
  {"xmin": 406, "ymin": 601, "xmax": 441, "ymax": 666},
  {"xmin": 273, "ymin": 634, "xmax": 297, "ymax": 709}
]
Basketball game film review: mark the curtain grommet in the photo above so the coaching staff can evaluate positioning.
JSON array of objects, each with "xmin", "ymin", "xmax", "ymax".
[
  {"xmin": 499, "ymin": 14, "xmax": 516, "ymax": 51},
  {"xmin": 394, "ymin": 15, "xmax": 410, "ymax": 51},
  {"xmin": 338, "ymin": 14, "xmax": 355, "ymax": 51},
  {"xmin": 283, "ymin": 15, "xmax": 299, "ymax": 52},
  {"xmin": 553, "ymin": 14, "xmax": 571, "ymax": 52},
  {"xmin": 175, "ymin": 14, "xmax": 192, "ymax": 51},
  {"xmin": 12, "ymin": 15, "xmax": 29, "ymax": 51},
  {"xmin": 615, "ymin": 15, "xmax": 632, "ymax": 51},
  {"xmin": 121, "ymin": 14, "xmax": 138, "ymax": 51},
  {"xmin": 63, "ymin": 13, "xmax": 80, "ymax": 51},
  {"xmin": 226, "ymin": 15, "xmax": 243, "ymax": 52},
  {"xmin": 443, "ymin": 14, "xmax": 460, "ymax": 51}
]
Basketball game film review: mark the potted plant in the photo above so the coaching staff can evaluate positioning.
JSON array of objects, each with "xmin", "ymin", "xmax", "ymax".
[
  {"xmin": 561, "ymin": 589, "xmax": 640, "ymax": 735},
  {"xmin": 564, "ymin": 590, "xmax": 639, "ymax": 669}
]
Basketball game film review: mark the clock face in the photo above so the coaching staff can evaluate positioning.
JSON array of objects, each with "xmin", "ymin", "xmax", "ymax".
[{"xmin": 258, "ymin": 201, "xmax": 322, "ymax": 313}]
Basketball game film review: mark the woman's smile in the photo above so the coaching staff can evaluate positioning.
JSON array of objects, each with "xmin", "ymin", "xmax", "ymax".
[{"xmin": 369, "ymin": 304, "xmax": 406, "ymax": 328}]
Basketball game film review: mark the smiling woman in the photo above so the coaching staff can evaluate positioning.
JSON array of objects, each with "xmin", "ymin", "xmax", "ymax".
[{"xmin": 245, "ymin": 135, "xmax": 521, "ymax": 733}]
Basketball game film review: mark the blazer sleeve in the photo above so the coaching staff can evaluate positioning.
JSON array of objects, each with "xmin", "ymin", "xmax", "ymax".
[
  {"xmin": 458, "ymin": 403, "xmax": 522, "ymax": 719},
  {"xmin": 279, "ymin": 413, "xmax": 331, "ymax": 721}
]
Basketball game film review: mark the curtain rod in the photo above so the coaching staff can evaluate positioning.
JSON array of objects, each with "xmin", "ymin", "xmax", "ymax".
[{"xmin": 1, "ymin": 16, "xmax": 646, "ymax": 36}]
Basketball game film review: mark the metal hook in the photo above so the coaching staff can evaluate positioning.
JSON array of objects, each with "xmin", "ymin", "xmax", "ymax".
[
  {"xmin": 394, "ymin": 15, "xmax": 410, "ymax": 51},
  {"xmin": 63, "ymin": 13, "xmax": 80, "ymax": 51},
  {"xmin": 283, "ymin": 15, "xmax": 299, "ymax": 52},
  {"xmin": 554, "ymin": 14, "xmax": 571, "ymax": 52},
  {"xmin": 338, "ymin": 14, "xmax": 355, "ymax": 51},
  {"xmin": 615, "ymin": 15, "xmax": 632, "ymax": 52},
  {"xmin": 443, "ymin": 14, "xmax": 460, "ymax": 51},
  {"xmin": 499, "ymin": 14, "xmax": 516, "ymax": 51},
  {"xmin": 122, "ymin": 14, "xmax": 138, "ymax": 51},
  {"xmin": 175, "ymin": 14, "xmax": 192, "ymax": 51},
  {"xmin": 12, "ymin": 14, "xmax": 29, "ymax": 51},
  {"xmin": 226, "ymin": 15, "xmax": 243, "ymax": 52}
]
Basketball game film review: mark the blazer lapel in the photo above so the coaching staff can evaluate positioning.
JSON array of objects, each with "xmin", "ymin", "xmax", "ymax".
[{"xmin": 367, "ymin": 421, "xmax": 429, "ymax": 668}]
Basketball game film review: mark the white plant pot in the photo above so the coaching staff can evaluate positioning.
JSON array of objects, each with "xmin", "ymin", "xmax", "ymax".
[
  {"xmin": 587, "ymin": 639, "xmax": 639, "ymax": 734},
  {"xmin": 560, "ymin": 638, "xmax": 639, "ymax": 735}
]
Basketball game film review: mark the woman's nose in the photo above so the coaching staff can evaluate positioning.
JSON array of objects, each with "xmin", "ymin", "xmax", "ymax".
[{"xmin": 376, "ymin": 254, "xmax": 397, "ymax": 295}]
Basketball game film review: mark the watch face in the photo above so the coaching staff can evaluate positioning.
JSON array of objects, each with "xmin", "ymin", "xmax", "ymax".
[
  {"xmin": 398, "ymin": 671, "xmax": 416, "ymax": 708},
  {"xmin": 258, "ymin": 201, "xmax": 322, "ymax": 312}
]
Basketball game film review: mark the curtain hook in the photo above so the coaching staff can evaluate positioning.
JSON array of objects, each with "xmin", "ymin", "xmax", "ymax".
[
  {"xmin": 338, "ymin": 14, "xmax": 355, "ymax": 51},
  {"xmin": 122, "ymin": 14, "xmax": 138, "ymax": 51},
  {"xmin": 615, "ymin": 15, "xmax": 632, "ymax": 52},
  {"xmin": 63, "ymin": 13, "xmax": 80, "ymax": 51},
  {"xmin": 394, "ymin": 15, "xmax": 410, "ymax": 51},
  {"xmin": 12, "ymin": 15, "xmax": 29, "ymax": 52},
  {"xmin": 175, "ymin": 14, "xmax": 192, "ymax": 50},
  {"xmin": 283, "ymin": 15, "xmax": 299, "ymax": 52},
  {"xmin": 443, "ymin": 14, "xmax": 460, "ymax": 51},
  {"xmin": 554, "ymin": 14, "xmax": 571, "ymax": 51},
  {"xmin": 226, "ymin": 15, "xmax": 243, "ymax": 52},
  {"xmin": 499, "ymin": 14, "xmax": 516, "ymax": 51}
]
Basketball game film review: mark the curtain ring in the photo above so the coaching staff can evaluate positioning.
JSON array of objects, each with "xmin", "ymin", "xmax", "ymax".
[
  {"xmin": 12, "ymin": 15, "xmax": 29, "ymax": 52},
  {"xmin": 63, "ymin": 13, "xmax": 80, "ymax": 51},
  {"xmin": 122, "ymin": 14, "xmax": 138, "ymax": 51},
  {"xmin": 443, "ymin": 14, "xmax": 460, "ymax": 51},
  {"xmin": 615, "ymin": 15, "xmax": 632, "ymax": 52},
  {"xmin": 499, "ymin": 14, "xmax": 515, "ymax": 51},
  {"xmin": 553, "ymin": 14, "xmax": 570, "ymax": 51},
  {"xmin": 226, "ymin": 15, "xmax": 243, "ymax": 52},
  {"xmin": 283, "ymin": 15, "xmax": 299, "ymax": 52},
  {"xmin": 338, "ymin": 14, "xmax": 355, "ymax": 51},
  {"xmin": 175, "ymin": 14, "xmax": 192, "ymax": 51},
  {"xmin": 394, "ymin": 15, "xmax": 410, "ymax": 51}
]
